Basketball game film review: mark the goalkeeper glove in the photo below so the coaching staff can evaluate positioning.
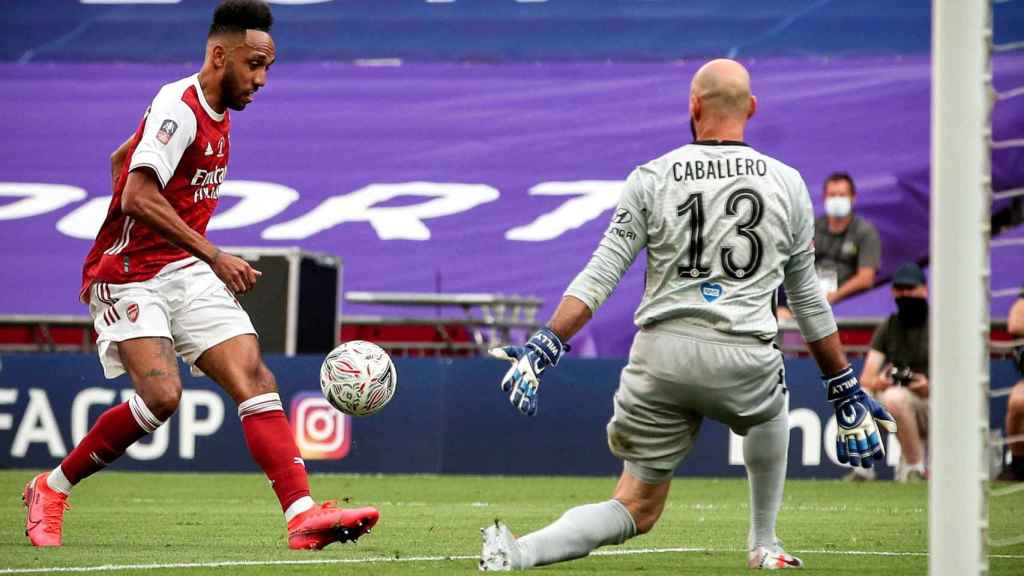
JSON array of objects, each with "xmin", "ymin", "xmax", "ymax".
[
  {"xmin": 489, "ymin": 328, "xmax": 568, "ymax": 416},
  {"xmin": 825, "ymin": 366, "xmax": 898, "ymax": 468}
]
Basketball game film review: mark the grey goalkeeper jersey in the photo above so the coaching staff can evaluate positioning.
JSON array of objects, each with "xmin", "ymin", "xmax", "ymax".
[{"xmin": 565, "ymin": 141, "xmax": 837, "ymax": 343}]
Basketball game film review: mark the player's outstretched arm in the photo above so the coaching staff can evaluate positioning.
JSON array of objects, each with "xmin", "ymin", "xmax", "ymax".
[
  {"xmin": 121, "ymin": 167, "xmax": 261, "ymax": 294},
  {"xmin": 490, "ymin": 171, "xmax": 648, "ymax": 415},
  {"xmin": 489, "ymin": 296, "xmax": 591, "ymax": 416},
  {"xmin": 806, "ymin": 332, "xmax": 897, "ymax": 468}
]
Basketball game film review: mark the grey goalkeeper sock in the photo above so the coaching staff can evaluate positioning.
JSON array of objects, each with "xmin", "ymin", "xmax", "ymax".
[
  {"xmin": 516, "ymin": 499, "xmax": 637, "ymax": 568},
  {"xmin": 742, "ymin": 405, "xmax": 790, "ymax": 549}
]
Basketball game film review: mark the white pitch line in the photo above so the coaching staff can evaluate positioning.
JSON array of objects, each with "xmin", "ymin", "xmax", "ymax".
[
  {"xmin": 594, "ymin": 547, "xmax": 1024, "ymax": 560},
  {"xmin": 2, "ymin": 547, "xmax": 1023, "ymax": 573},
  {"xmin": 0, "ymin": 556, "xmax": 479, "ymax": 574}
]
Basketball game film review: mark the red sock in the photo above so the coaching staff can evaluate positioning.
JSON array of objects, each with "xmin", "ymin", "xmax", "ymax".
[
  {"xmin": 239, "ymin": 394, "xmax": 311, "ymax": 513},
  {"xmin": 60, "ymin": 396, "xmax": 157, "ymax": 485}
]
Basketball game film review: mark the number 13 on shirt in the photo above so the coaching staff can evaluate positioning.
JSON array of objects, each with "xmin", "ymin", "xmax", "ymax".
[{"xmin": 676, "ymin": 188, "xmax": 764, "ymax": 281}]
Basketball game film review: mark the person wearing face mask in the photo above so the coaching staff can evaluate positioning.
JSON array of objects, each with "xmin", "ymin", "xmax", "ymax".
[
  {"xmin": 858, "ymin": 262, "xmax": 929, "ymax": 483},
  {"xmin": 776, "ymin": 173, "xmax": 880, "ymax": 321},
  {"xmin": 814, "ymin": 172, "xmax": 882, "ymax": 305}
]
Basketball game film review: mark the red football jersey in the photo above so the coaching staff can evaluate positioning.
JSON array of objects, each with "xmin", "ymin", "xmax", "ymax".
[{"xmin": 81, "ymin": 74, "xmax": 231, "ymax": 303}]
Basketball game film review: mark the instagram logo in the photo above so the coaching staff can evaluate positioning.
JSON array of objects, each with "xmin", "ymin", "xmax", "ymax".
[{"xmin": 290, "ymin": 392, "xmax": 351, "ymax": 460}]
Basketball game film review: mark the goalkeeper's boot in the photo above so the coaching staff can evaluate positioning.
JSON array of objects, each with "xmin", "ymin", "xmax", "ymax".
[
  {"xmin": 480, "ymin": 520, "xmax": 525, "ymax": 571},
  {"xmin": 23, "ymin": 471, "xmax": 70, "ymax": 547},
  {"xmin": 287, "ymin": 501, "xmax": 379, "ymax": 550},
  {"xmin": 748, "ymin": 542, "xmax": 803, "ymax": 570}
]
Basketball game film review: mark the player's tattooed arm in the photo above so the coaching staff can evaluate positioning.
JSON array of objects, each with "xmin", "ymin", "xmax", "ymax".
[
  {"xmin": 110, "ymin": 135, "xmax": 134, "ymax": 192},
  {"xmin": 121, "ymin": 167, "xmax": 261, "ymax": 293}
]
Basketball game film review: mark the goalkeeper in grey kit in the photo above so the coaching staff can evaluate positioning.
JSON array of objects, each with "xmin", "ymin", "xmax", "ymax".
[{"xmin": 483, "ymin": 58, "xmax": 897, "ymax": 571}]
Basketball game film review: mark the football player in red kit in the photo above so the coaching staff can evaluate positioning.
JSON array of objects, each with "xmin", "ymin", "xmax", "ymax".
[{"xmin": 23, "ymin": 0, "xmax": 378, "ymax": 550}]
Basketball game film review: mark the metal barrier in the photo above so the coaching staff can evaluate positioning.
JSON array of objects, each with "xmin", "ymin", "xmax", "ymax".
[
  {"xmin": 0, "ymin": 315, "xmax": 95, "ymax": 352},
  {"xmin": 0, "ymin": 292, "xmax": 544, "ymax": 356},
  {"xmin": 342, "ymin": 292, "xmax": 544, "ymax": 356},
  {"xmin": 777, "ymin": 316, "xmax": 1015, "ymax": 357},
  {"xmin": 0, "ymin": 311, "xmax": 1014, "ymax": 359}
]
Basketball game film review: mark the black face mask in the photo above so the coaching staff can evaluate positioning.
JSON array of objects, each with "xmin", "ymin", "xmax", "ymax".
[{"xmin": 895, "ymin": 296, "xmax": 928, "ymax": 326}]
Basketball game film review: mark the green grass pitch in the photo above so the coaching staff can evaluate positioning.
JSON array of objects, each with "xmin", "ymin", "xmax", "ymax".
[{"xmin": 2, "ymin": 470, "xmax": 1022, "ymax": 575}]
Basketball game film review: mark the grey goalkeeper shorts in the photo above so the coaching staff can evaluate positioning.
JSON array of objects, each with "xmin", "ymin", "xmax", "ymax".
[{"xmin": 606, "ymin": 321, "xmax": 787, "ymax": 476}]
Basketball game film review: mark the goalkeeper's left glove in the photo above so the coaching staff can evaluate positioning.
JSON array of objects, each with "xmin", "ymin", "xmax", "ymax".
[
  {"xmin": 489, "ymin": 328, "xmax": 568, "ymax": 416},
  {"xmin": 825, "ymin": 366, "xmax": 898, "ymax": 468}
]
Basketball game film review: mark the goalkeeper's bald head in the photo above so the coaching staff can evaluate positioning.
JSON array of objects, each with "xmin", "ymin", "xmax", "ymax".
[{"xmin": 689, "ymin": 59, "xmax": 757, "ymax": 139}]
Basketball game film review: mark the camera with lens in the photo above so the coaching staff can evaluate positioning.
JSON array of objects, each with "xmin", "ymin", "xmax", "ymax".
[{"xmin": 889, "ymin": 365, "xmax": 914, "ymax": 387}]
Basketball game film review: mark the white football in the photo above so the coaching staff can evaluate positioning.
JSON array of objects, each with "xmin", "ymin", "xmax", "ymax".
[{"xmin": 320, "ymin": 340, "xmax": 397, "ymax": 417}]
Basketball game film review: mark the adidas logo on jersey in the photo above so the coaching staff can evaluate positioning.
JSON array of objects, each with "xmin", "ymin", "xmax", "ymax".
[{"xmin": 204, "ymin": 142, "xmax": 214, "ymax": 156}]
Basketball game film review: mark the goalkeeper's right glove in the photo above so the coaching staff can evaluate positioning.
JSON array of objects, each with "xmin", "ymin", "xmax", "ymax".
[
  {"xmin": 489, "ymin": 328, "xmax": 567, "ymax": 416},
  {"xmin": 825, "ymin": 366, "xmax": 898, "ymax": 468}
]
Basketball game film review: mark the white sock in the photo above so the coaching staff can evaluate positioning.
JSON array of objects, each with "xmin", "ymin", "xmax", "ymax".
[
  {"xmin": 743, "ymin": 405, "xmax": 789, "ymax": 549},
  {"xmin": 516, "ymin": 499, "xmax": 637, "ymax": 568},
  {"xmin": 897, "ymin": 460, "xmax": 927, "ymax": 482},
  {"xmin": 284, "ymin": 496, "xmax": 315, "ymax": 522},
  {"xmin": 849, "ymin": 466, "xmax": 877, "ymax": 480},
  {"xmin": 46, "ymin": 466, "xmax": 72, "ymax": 496}
]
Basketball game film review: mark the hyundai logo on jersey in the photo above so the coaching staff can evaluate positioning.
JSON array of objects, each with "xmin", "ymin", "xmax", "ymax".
[{"xmin": 613, "ymin": 209, "xmax": 633, "ymax": 224}]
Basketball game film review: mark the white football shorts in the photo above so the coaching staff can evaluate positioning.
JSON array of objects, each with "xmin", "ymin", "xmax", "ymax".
[{"xmin": 88, "ymin": 257, "xmax": 256, "ymax": 379}]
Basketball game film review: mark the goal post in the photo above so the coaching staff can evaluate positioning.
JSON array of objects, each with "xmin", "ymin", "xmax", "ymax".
[{"xmin": 929, "ymin": 1, "xmax": 991, "ymax": 575}]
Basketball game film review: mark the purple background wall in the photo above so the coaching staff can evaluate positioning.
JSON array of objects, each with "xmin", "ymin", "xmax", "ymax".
[{"xmin": 3, "ymin": 56, "xmax": 1024, "ymax": 356}]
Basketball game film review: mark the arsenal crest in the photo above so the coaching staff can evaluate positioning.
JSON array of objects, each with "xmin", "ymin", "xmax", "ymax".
[{"xmin": 126, "ymin": 302, "xmax": 140, "ymax": 323}]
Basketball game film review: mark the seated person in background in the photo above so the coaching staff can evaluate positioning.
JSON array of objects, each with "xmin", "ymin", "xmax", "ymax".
[
  {"xmin": 777, "ymin": 172, "xmax": 881, "ymax": 319},
  {"xmin": 997, "ymin": 290, "xmax": 1024, "ymax": 482},
  {"xmin": 859, "ymin": 262, "xmax": 929, "ymax": 482}
]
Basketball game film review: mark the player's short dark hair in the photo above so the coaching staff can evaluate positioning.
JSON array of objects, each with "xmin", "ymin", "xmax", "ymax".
[
  {"xmin": 824, "ymin": 172, "xmax": 856, "ymax": 195},
  {"xmin": 209, "ymin": 0, "xmax": 273, "ymax": 37}
]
